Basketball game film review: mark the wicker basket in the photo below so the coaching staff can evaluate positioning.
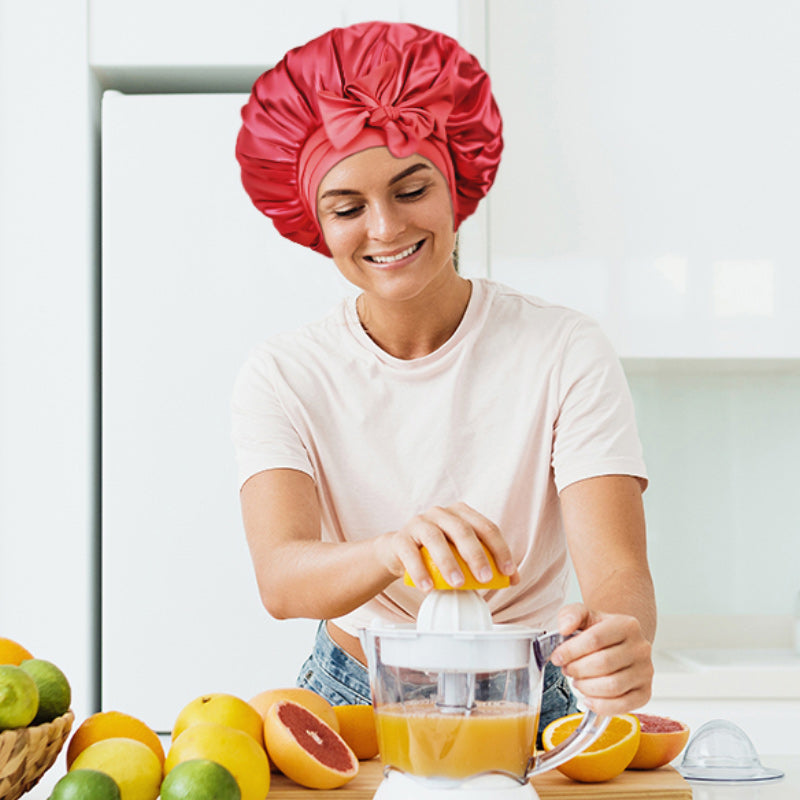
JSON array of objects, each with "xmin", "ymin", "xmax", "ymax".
[{"xmin": 0, "ymin": 710, "xmax": 74, "ymax": 800}]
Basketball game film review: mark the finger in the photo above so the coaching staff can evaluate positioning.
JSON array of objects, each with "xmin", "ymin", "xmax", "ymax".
[
  {"xmin": 557, "ymin": 603, "xmax": 591, "ymax": 637},
  {"xmin": 562, "ymin": 631, "xmax": 652, "ymax": 680},
  {"xmin": 421, "ymin": 506, "xmax": 487, "ymax": 585},
  {"xmin": 550, "ymin": 605, "xmax": 592, "ymax": 665},
  {"xmin": 449, "ymin": 502, "xmax": 517, "ymax": 578},
  {"xmin": 579, "ymin": 683, "xmax": 653, "ymax": 716},
  {"xmin": 572, "ymin": 663, "xmax": 654, "ymax": 714},
  {"xmin": 391, "ymin": 523, "xmax": 444, "ymax": 591}
]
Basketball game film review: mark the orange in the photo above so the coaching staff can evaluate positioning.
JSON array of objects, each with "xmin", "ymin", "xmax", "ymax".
[
  {"xmin": 542, "ymin": 713, "xmax": 641, "ymax": 782},
  {"xmin": 249, "ymin": 687, "xmax": 339, "ymax": 732},
  {"xmin": 333, "ymin": 704, "xmax": 379, "ymax": 760},
  {"xmin": 403, "ymin": 542, "xmax": 511, "ymax": 590},
  {"xmin": 166, "ymin": 721, "xmax": 270, "ymax": 800},
  {"xmin": 0, "ymin": 637, "xmax": 34, "ymax": 666},
  {"xmin": 66, "ymin": 710, "xmax": 165, "ymax": 769},
  {"xmin": 628, "ymin": 713, "xmax": 690, "ymax": 769},
  {"xmin": 265, "ymin": 700, "xmax": 358, "ymax": 790},
  {"xmin": 172, "ymin": 693, "xmax": 263, "ymax": 747}
]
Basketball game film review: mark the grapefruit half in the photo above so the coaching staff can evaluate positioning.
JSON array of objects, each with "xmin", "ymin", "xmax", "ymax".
[
  {"xmin": 265, "ymin": 700, "xmax": 358, "ymax": 789},
  {"xmin": 628, "ymin": 713, "xmax": 690, "ymax": 769}
]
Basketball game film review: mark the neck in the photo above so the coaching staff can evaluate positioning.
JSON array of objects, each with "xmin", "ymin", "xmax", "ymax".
[{"xmin": 357, "ymin": 275, "xmax": 472, "ymax": 360}]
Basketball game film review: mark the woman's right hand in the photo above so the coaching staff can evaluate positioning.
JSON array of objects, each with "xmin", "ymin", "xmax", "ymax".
[{"xmin": 376, "ymin": 502, "xmax": 519, "ymax": 591}]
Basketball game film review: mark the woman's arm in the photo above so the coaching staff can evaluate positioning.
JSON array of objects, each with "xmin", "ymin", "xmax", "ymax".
[
  {"xmin": 241, "ymin": 468, "xmax": 518, "ymax": 620},
  {"xmin": 551, "ymin": 474, "xmax": 656, "ymax": 715},
  {"xmin": 241, "ymin": 468, "xmax": 395, "ymax": 619}
]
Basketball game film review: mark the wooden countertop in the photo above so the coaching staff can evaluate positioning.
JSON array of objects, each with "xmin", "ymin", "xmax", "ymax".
[{"xmin": 268, "ymin": 759, "xmax": 692, "ymax": 799}]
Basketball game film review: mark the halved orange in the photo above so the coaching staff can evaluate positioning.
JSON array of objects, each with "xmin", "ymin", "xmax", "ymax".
[
  {"xmin": 542, "ymin": 713, "xmax": 641, "ymax": 782},
  {"xmin": 403, "ymin": 542, "xmax": 510, "ymax": 590}
]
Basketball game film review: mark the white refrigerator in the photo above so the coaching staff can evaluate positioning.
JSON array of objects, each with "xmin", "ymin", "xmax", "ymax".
[{"xmin": 101, "ymin": 92, "xmax": 352, "ymax": 733}]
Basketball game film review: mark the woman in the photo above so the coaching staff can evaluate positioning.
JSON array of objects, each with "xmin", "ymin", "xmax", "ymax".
[{"xmin": 233, "ymin": 21, "xmax": 655, "ymax": 734}]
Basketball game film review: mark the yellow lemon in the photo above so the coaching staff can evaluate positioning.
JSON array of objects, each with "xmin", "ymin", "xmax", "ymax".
[
  {"xmin": 70, "ymin": 736, "xmax": 162, "ymax": 800},
  {"xmin": 166, "ymin": 722, "xmax": 270, "ymax": 800}
]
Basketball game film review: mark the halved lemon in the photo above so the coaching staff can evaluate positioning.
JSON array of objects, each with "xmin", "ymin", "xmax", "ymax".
[{"xmin": 542, "ymin": 713, "xmax": 641, "ymax": 782}]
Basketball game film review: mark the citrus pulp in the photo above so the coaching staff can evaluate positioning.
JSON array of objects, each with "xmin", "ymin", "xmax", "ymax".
[
  {"xmin": 628, "ymin": 713, "xmax": 690, "ymax": 769},
  {"xmin": 265, "ymin": 699, "xmax": 358, "ymax": 789},
  {"xmin": 249, "ymin": 686, "xmax": 339, "ymax": 732}
]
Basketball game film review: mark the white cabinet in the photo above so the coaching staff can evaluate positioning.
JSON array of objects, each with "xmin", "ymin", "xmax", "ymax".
[
  {"xmin": 89, "ymin": 0, "xmax": 460, "ymax": 89},
  {"xmin": 485, "ymin": 1, "xmax": 800, "ymax": 358},
  {"xmin": 101, "ymin": 92, "xmax": 353, "ymax": 732}
]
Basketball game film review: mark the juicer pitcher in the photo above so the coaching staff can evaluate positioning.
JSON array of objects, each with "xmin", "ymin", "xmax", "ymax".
[{"xmin": 361, "ymin": 625, "xmax": 609, "ymax": 799}]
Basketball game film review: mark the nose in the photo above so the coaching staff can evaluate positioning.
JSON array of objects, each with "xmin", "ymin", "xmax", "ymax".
[{"xmin": 366, "ymin": 201, "xmax": 405, "ymax": 241}]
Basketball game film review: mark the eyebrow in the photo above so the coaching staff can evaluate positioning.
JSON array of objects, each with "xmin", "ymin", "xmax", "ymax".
[{"xmin": 319, "ymin": 162, "xmax": 432, "ymax": 200}]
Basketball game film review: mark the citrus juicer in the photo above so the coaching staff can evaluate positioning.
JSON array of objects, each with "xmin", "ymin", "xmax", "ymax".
[{"xmin": 360, "ymin": 557, "xmax": 610, "ymax": 800}]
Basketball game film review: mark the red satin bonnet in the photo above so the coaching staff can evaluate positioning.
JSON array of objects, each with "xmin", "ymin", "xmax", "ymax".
[{"xmin": 236, "ymin": 21, "xmax": 503, "ymax": 256}]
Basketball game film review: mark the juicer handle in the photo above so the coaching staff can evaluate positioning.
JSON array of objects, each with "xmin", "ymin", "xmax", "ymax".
[{"xmin": 529, "ymin": 631, "xmax": 610, "ymax": 777}]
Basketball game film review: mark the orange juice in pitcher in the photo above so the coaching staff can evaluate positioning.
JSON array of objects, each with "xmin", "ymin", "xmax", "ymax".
[{"xmin": 375, "ymin": 700, "xmax": 538, "ymax": 779}]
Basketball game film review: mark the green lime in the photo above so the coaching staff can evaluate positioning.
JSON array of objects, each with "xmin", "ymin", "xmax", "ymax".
[
  {"xmin": 161, "ymin": 759, "xmax": 242, "ymax": 800},
  {"xmin": 19, "ymin": 658, "xmax": 71, "ymax": 724},
  {"xmin": 0, "ymin": 664, "xmax": 39, "ymax": 729},
  {"xmin": 49, "ymin": 768, "xmax": 122, "ymax": 800}
]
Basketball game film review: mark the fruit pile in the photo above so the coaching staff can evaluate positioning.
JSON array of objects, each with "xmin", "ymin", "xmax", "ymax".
[
  {"xmin": 542, "ymin": 711, "xmax": 691, "ymax": 782},
  {"xmin": 47, "ymin": 685, "xmax": 377, "ymax": 799},
  {"xmin": 0, "ymin": 637, "xmax": 72, "ymax": 732}
]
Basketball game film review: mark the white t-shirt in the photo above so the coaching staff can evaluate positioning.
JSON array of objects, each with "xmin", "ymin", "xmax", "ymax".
[{"xmin": 232, "ymin": 279, "xmax": 647, "ymax": 634}]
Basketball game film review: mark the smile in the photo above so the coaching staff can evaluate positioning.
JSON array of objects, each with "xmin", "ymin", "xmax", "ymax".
[{"xmin": 366, "ymin": 241, "xmax": 423, "ymax": 264}]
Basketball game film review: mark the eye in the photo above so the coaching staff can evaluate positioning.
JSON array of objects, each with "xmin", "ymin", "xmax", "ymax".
[
  {"xmin": 397, "ymin": 184, "xmax": 429, "ymax": 201},
  {"xmin": 331, "ymin": 204, "xmax": 364, "ymax": 219}
]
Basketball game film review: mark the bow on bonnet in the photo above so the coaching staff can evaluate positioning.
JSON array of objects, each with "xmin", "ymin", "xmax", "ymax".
[
  {"xmin": 317, "ymin": 61, "xmax": 453, "ymax": 157},
  {"xmin": 236, "ymin": 21, "xmax": 503, "ymax": 257}
]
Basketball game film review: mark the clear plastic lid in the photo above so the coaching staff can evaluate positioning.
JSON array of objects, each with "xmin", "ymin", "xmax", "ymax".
[{"xmin": 678, "ymin": 719, "xmax": 784, "ymax": 782}]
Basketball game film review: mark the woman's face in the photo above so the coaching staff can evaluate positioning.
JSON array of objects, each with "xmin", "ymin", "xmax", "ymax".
[{"xmin": 316, "ymin": 147, "xmax": 457, "ymax": 305}]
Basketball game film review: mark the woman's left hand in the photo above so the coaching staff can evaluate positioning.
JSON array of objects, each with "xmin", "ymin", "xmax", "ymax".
[{"xmin": 550, "ymin": 602, "xmax": 654, "ymax": 716}]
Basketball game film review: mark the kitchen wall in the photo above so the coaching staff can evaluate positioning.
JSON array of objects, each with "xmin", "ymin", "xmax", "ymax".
[
  {"xmin": 0, "ymin": 0, "xmax": 95, "ymax": 721},
  {"xmin": 486, "ymin": 0, "xmax": 800, "ymax": 625},
  {"xmin": 628, "ymin": 363, "xmax": 800, "ymax": 617}
]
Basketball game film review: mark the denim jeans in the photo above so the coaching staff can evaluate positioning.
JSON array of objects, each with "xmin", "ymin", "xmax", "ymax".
[{"xmin": 296, "ymin": 621, "xmax": 578, "ymax": 742}]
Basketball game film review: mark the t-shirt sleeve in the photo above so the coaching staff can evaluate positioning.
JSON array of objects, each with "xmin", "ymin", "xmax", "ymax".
[
  {"xmin": 231, "ymin": 349, "xmax": 314, "ymax": 489},
  {"xmin": 551, "ymin": 316, "xmax": 648, "ymax": 493}
]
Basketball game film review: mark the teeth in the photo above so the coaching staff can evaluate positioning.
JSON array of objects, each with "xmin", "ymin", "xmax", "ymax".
[{"xmin": 370, "ymin": 242, "xmax": 420, "ymax": 264}]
